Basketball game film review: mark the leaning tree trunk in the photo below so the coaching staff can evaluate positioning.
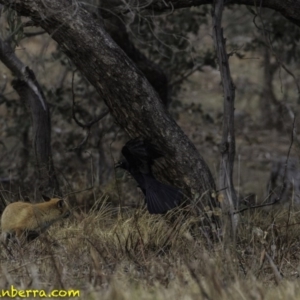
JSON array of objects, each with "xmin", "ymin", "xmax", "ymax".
[
  {"xmin": 1, "ymin": 0, "xmax": 217, "ymax": 212},
  {"xmin": 103, "ymin": 14, "xmax": 170, "ymax": 107},
  {"xmin": 13, "ymin": 75, "xmax": 60, "ymax": 200},
  {"xmin": 96, "ymin": 0, "xmax": 170, "ymax": 106},
  {"xmin": 0, "ymin": 37, "xmax": 60, "ymax": 201}
]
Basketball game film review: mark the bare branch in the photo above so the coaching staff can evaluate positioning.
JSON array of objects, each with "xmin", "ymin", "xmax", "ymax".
[
  {"xmin": 255, "ymin": 5, "xmax": 300, "ymax": 101},
  {"xmin": 97, "ymin": 0, "xmax": 300, "ymax": 28},
  {"xmin": 234, "ymin": 116, "xmax": 296, "ymax": 214},
  {"xmin": 169, "ymin": 64, "xmax": 203, "ymax": 89},
  {"xmin": 71, "ymin": 71, "xmax": 109, "ymax": 129},
  {"xmin": 212, "ymin": 0, "xmax": 237, "ymax": 238},
  {"xmin": 0, "ymin": 37, "xmax": 46, "ymax": 110},
  {"xmin": 23, "ymin": 30, "xmax": 46, "ymax": 38},
  {"xmin": 265, "ymin": 252, "xmax": 283, "ymax": 284},
  {"xmin": 12, "ymin": 71, "xmax": 61, "ymax": 199},
  {"xmin": 71, "ymin": 71, "xmax": 109, "ymax": 149}
]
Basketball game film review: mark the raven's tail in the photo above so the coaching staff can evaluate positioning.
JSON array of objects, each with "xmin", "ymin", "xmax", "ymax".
[{"xmin": 145, "ymin": 179, "xmax": 181, "ymax": 214}]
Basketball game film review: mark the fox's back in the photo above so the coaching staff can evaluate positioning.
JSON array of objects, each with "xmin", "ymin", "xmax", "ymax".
[
  {"xmin": 1, "ymin": 202, "xmax": 35, "ymax": 231},
  {"xmin": 0, "ymin": 198, "xmax": 70, "ymax": 244}
]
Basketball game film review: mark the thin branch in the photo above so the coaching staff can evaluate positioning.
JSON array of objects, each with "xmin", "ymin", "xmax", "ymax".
[
  {"xmin": 169, "ymin": 64, "xmax": 203, "ymax": 88},
  {"xmin": 234, "ymin": 197, "xmax": 281, "ymax": 214},
  {"xmin": 280, "ymin": 116, "xmax": 296, "ymax": 194},
  {"xmin": 23, "ymin": 30, "xmax": 46, "ymax": 38},
  {"xmin": 234, "ymin": 115, "xmax": 296, "ymax": 214},
  {"xmin": 64, "ymin": 186, "xmax": 94, "ymax": 197},
  {"xmin": 0, "ymin": 73, "xmax": 7, "ymax": 93},
  {"xmin": 71, "ymin": 70, "xmax": 109, "ymax": 149},
  {"xmin": 72, "ymin": 128, "xmax": 90, "ymax": 150},
  {"xmin": 255, "ymin": 3, "xmax": 300, "ymax": 100},
  {"xmin": 96, "ymin": 0, "xmax": 300, "ymax": 28},
  {"xmin": 265, "ymin": 252, "xmax": 283, "ymax": 284},
  {"xmin": 0, "ymin": 73, "xmax": 8, "ymax": 103}
]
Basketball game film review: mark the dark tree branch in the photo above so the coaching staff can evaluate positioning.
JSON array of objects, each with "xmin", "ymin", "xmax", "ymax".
[
  {"xmin": 23, "ymin": 30, "xmax": 46, "ymax": 38},
  {"xmin": 12, "ymin": 71, "xmax": 60, "ymax": 200},
  {"xmin": 169, "ymin": 64, "xmax": 203, "ymax": 89},
  {"xmin": 0, "ymin": 36, "xmax": 59, "ymax": 198},
  {"xmin": 102, "ymin": 14, "xmax": 170, "ymax": 106},
  {"xmin": 72, "ymin": 73, "xmax": 109, "ymax": 129},
  {"xmin": 0, "ymin": 37, "xmax": 46, "ymax": 110},
  {"xmin": 99, "ymin": 0, "xmax": 300, "ymax": 28},
  {"xmin": 71, "ymin": 71, "xmax": 109, "ymax": 149}
]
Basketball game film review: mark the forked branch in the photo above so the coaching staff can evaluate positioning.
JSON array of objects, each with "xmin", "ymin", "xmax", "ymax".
[{"xmin": 71, "ymin": 71, "xmax": 109, "ymax": 149}]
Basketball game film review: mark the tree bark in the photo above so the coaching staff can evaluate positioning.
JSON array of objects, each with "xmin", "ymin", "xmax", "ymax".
[
  {"xmin": 0, "ymin": 37, "xmax": 60, "ymax": 200},
  {"xmin": 212, "ymin": 0, "xmax": 237, "ymax": 238},
  {"xmin": 12, "ymin": 73, "xmax": 60, "ymax": 200},
  {"xmin": 0, "ymin": 1, "xmax": 217, "ymax": 211},
  {"xmin": 102, "ymin": 13, "xmax": 170, "ymax": 106},
  {"xmin": 0, "ymin": 37, "xmax": 46, "ymax": 111}
]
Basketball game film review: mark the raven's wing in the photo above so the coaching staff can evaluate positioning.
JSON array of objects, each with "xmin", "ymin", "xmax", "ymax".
[
  {"xmin": 130, "ymin": 172, "xmax": 147, "ymax": 196},
  {"xmin": 118, "ymin": 138, "xmax": 180, "ymax": 214},
  {"xmin": 144, "ymin": 176, "xmax": 181, "ymax": 214},
  {"xmin": 117, "ymin": 160, "xmax": 147, "ymax": 195},
  {"xmin": 122, "ymin": 138, "xmax": 163, "ymax": 169},
  {"xmin": 143, "ymin": 139, "xmax": 164, "ymax": 160},
  {"xmin": 147, "ymin": 192, "xmax": 165, "ymax": 214}
]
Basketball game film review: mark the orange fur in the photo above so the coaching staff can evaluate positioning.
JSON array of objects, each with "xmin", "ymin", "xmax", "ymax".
[{"xmin": 0, "ymin": 198, "xmax": 70, "ymax": 245}]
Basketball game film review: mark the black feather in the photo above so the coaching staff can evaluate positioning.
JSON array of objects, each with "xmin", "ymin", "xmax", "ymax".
[
  {"xmin": 117, "ymin": 138, "xmax": 181, "ymax": 214},
  {"xmin": 144, "ymin": 175, "xmax": 181, "ymax": 214}
]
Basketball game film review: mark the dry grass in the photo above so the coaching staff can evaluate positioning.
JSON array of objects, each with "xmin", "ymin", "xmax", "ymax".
[{"xmin": 1, "ymin": 194, "xmax": 300, "ymax": 299}]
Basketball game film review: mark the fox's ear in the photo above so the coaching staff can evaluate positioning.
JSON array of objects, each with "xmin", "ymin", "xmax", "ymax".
[
  {"xmin": 42, "ymin": 194, "xmax": 51, "ymax": 202},
  {"xmin": 57, "ymin": 199, "xmax": 64, "ymax": 208}
]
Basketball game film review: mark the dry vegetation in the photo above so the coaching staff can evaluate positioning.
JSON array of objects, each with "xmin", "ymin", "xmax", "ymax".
[
  {"xmin": 1, "ymin": 6, "xmax": 300, "ymax": 299},
  {"xmin": 2, "ymin": 198, "xmax": 300, "ymax": 299}
]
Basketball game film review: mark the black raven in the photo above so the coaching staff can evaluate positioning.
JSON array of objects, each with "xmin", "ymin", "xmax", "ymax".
[{"xmin": 117, "ymin": 138, "xmax": 181, "ymax": 214}]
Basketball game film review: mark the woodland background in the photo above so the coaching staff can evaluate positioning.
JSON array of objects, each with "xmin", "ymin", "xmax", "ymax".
[{"xmin": 0, "ymin": 1, "xmax": 300, "ymax": 299}]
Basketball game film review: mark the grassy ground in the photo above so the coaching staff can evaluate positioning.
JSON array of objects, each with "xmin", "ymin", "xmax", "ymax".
[{"xmin": 1, "ymin": 199, "xmax": 300, "ymax": 299}]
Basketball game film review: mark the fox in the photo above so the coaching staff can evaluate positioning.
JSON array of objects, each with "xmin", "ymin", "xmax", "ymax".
[{"xmin": 0, "ymin": 195, "xmax": 70, "ymax": 246}]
